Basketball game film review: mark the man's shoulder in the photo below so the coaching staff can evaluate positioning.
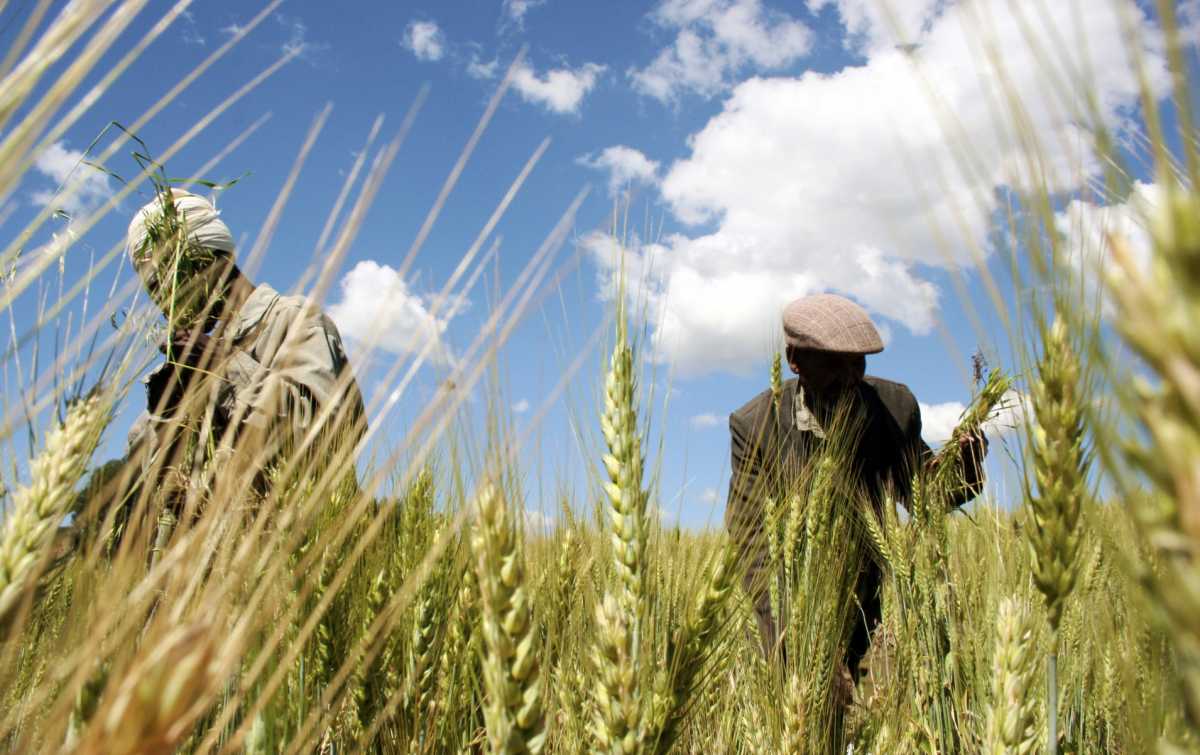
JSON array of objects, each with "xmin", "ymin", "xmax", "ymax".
[
  {"xmin": 863, "ymin": 375, "xmax": 918, "ymax": 419},
  {"xmin": 263, "ymin": 289, "xmax": 338, "ymax": 329},
  {"xmin": 730, "ymin": 386, "xmax": 776, "ymax": 431}
]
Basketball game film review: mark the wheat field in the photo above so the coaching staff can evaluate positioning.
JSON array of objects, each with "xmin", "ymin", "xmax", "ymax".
[{"xmin": 1, "ymin": 1, "xmax": 1198, "ymax": 753}]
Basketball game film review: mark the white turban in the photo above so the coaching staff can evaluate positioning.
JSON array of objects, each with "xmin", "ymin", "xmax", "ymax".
[{"xmin": 125, "ymin": 188, "xmax": 235, "ymax": 267}]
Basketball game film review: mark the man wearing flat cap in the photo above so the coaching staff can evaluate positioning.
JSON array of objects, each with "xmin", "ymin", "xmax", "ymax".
[
  {"xmin": 85, "ymin": 189, "xmax": 365, "ymax": 543},
  {"xmin": 725, "ymin": 293, "xmax": 987, "ymax": 686}
]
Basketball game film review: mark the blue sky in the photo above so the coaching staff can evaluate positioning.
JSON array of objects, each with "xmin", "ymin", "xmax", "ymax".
[{"xmin": 3, "ymin": 0, "xmax": 1196, "ymax": 528}]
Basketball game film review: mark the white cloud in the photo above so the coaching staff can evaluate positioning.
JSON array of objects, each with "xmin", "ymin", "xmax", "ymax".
[
  {"xmin": 403, "ymin": 20, "xmax": 446, "ymax": 62},
  {"xmin": 29, "ymin": 141, "xmax": 114, "ymax": 218},
  {"xmin": 512, "ymin": 398, "xmax": 531, "ymax": 414},
  {"xmin": 921, "ymin": 389, "xmax": 1027, "ymax": 445},
  {"xmin": 808, "ymin": 0, "xmax": 944, "ymax": 55},
  {"xmin": 1181, "ymin": 0, "xmax": 1200, "ymax": 46},
  {"xmin": 630, "ymin": 0, "xmax": 813, "ymax": 102},
  {"xmin": 276, "ymin": 13, "xmax": 326, "ymax": 62},
  {"xmin": 523, "ymin": 508, "xmax": 555, "ymax": 533},
  {"xmin": 180, "ymin": 9, "xmax": 205, "ymax": 46},
  {"xmin": 985, "ymin": 389, "xmax": 1027, "ymax": 437},
  {"xmin": 512, "ymin": 61, "xmax": 604, "ymax": 114},
  {"xmin": 467, "ymin": 54, "xmax": 500, "ymax": 79},
  {"xmin": 597, "ymin": 0, "xmax": 1168, "ymax": 377},
  {"xmin": 221, "ymin": 22, "xmax": 246, "ymax": 38},
  {"xmin": 690, "ymin": 412, "xmax": 722, "ymax": 429},
  {"xmin": 328, "ymin": 260, "xmax": 457, "ymax": 363},
  {"xmin": 699, "ymin": 487, "xmax": 720, "ymax": 504},
  {"xmin": 1055, "ymin": 181, "xmax": 1159, "ymax": 314},
  {"xmin": 503, "ymin": 0, "xmax": 546, "ymax": 28},
  {"xmin": 919, "ymin": 401, "xmax": 965, "ymax": 445},
  {"xmin": 577, "ymin": 146, "xmax": 660, "ymax": 197}
]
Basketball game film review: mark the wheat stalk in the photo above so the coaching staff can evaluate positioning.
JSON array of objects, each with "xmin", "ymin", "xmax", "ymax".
[
  {"xmin": 1026, "ymin": 317, "xmax": 1088, "ymax": 633},
  {"xmin": 1106, "ymin": 187, "xmax": 1200, "ymax": 732},
  {"xmin": 770, "ymin": 350, "xmax": 783, "ymax": 418},
  {"xmin": 646, "ymin": 544, "xmax": 736, "ymax": 753},
  {"xmin": 78, "ymin": 621, "xmax": 219, "ymax": 755},
  {"xmin": 591, "ymin": 592, "xmax": 641, "ymax": 754},
  {"xmin": 600, "ymin": 315, "xmax": 649, "ymax": 613},
  {"xmin": 984, "ymin": 598, "xmax": 1039, "ymax": 754},
  {"xmin": 590, "ymin": 306, "xmax": 652, "ymax": 753},
  {"xmin": 1024, "ymin": 316, "xmax": 1089, "ymax": 754},
  {"xmin": 0, "ymin": 393, "xmax": 109, "ymax": 617},
  {"xmin": 471, "ymin": 483, "xmax": 545, "ymax": 754}
]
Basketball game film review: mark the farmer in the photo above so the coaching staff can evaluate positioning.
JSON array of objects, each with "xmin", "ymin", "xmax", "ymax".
[
  {"xmin": 725, "ymin": 294, "xmax": 987, "ymax": 683},
  {"xmin": 89, "ymin": 188, "xmax": 365, "ymax": 540}
]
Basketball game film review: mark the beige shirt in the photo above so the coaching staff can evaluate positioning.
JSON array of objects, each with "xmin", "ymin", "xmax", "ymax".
[{"xmin": 128, "ymin": 284, "xmax": 365, "ymax": 488}]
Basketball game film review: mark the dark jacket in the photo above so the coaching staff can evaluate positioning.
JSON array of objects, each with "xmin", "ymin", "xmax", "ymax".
[{"xmin": 725, "ymin": 375, "xmax": 980, "ymax": 665}]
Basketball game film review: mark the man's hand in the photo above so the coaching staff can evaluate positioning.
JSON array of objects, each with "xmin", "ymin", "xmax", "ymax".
[
  {"xmin": 159, "ymin": 328, "xmax": 217, "ymax": 368},
  {"xmin": 957, "ymin": 429, "xmax": 989, "ymax": 489},
  {"xmin": 149, "ymin": 328, "xmax": 221, "ymax": 416}
]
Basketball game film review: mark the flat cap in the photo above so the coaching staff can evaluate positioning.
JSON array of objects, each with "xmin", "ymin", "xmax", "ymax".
[{"xmin": 782, "ymin": 293, "xmax": 884, "ymax": 354}]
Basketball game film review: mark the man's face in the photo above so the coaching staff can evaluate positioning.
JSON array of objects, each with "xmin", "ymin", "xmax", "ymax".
[
  {"xmin": 788, "ymin": 348, "xmax": 864, "ymax": 395},
  {"xmin": 138, "ymin": 249, "xmax": 232, "ymax": 334}
]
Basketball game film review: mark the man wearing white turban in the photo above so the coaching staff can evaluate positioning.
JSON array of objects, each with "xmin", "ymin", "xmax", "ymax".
[{"xmin": 117, "ymin": 188, "xmax": 366, "ymax": 519}]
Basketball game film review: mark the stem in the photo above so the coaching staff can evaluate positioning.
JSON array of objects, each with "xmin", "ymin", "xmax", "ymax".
[{"xmin": 1047, "ymin": 650, "xmax": 1058, "ymax": 755}]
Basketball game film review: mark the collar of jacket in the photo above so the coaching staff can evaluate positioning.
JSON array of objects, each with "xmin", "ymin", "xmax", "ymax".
[
  {"xmin": 782, "ymin": 378, "xmax": 870, "ymax": 438},
  {"xmin": 792, "ymin": 384, "xmax": 826, "ymax": 438},
  {"xmin": 227, "ymin": 283, "xmax": 281, "ymax": 343}
]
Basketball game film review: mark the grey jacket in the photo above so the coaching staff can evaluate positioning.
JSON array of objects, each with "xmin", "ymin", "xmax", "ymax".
[
  {"xmin": 725, "ymin": 375, "xmax": 979, "ymax": 659},
  {"xmin": 128, "ymin": 284, "xmax": 365, "ymax": 492}
]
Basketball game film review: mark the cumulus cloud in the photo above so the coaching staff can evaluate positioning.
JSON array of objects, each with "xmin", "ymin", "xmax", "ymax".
[
  {"xmin": 1055, "ymin": 181, "xmax": 1160, "ymax": 314},
  {"xmin": 690, "ymin": 412, "xmax": 722, "ymax": 429},
  {"xmin": 29, "ymin": 141, "xmax": 114, "ymax": 218},
  {"xmin": 577, "ymin": 146, "xmax": 660, "ymax": 197},
  {"xmin": 275, "ymin": 13, "xmax": 327, "ymax": 63},
  {"xmin": 467, "ymin": 54, "xmax": 500, "ymax": 80},
  {"xmin": 630, "ymin": 0, "xmax": 813, "ymax": 102},
  {"xmin": 502, "ymin": 0, "xmax": 546, "ymax": 28},
  {"xmin": 699, "ymin": 487, "xmax": 720, "ymax": 504},
  {"xmin": 523, "ymin": 508, "xmax": 555, "ymax": 533},
  {"xmin": 809, "ymin": 0, "xmax": 945, "ymax": 54},
  {"xmin": 1180, "ymin": 0, "xmax": 1200, "ymax": 46},
  {"xmin": 403, "ymin": 20, "xmax": 446, "ymax": 61},
  {"xmin": 328, "ymin": 260, "xmax": 457, "ymax": 363},
  {"xmin": 919, "ymin": 401, "xmax": 966, "ymax": 445},
  {"xmin": 512, "ymin": 398, "xmax": 531, "ymax": 414},
  {"xmin": 598, "ymin": 0, "xmax": 1167, "ymax": 377},
  {"xmin": 920, "ymin": 389, "xmax": 1027, "ymax": 445},
  {"xmin": 512, "ymin": 61, "xmax": 604, "ymax": 114},
  {"xmin": 987, "ymin": 389, "xmax": 1028, "ymax": 437}
]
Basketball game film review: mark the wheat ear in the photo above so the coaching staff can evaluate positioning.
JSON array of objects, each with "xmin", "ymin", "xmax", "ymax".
[
  {"xmin": 0, "ymin": 393, "xmax": 109, "ymax": 617},
  {"xmin": 600, "ymin": 315, "xmax": 649, "ymax": 612},
  {"xmin": 984, "ymin": 598, "xmax": 1040, "ymax": 755},
  {"xmin": 591, "ymin": 592, "xmax": 641, "ymax": 754},
  {"xmin": 1107, "ymin": 188, "xmax": 1200, "ymax": 731},
  {"xmin": 590, "ymin": 309, "xmax": 652, "ymax": 752},
  {"xmin": 471, "ymin": 484, "xmax": 545, "ymax": 754},
  {"xmin": 1026, "ymin": 317, "xmax": 1088, "ymax": 633},
  {"xmin": 646, "ymin": 544, "xmax": 737, "ymax": 753},
  {"xmin": 79, "ymin": 622, "xmax": 219, "ymax": 755}
]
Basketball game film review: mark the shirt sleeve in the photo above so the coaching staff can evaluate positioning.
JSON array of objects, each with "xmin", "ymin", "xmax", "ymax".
[
  {"xmin": 909, "ymin": 396, "xmax": 984, "ymax": 509},
  {"xmin": 725, "ymin": 406, "xmax": 783, "ymax": 656}
]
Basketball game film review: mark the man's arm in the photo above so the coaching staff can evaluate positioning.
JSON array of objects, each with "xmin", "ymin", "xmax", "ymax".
[
  {"xmin": 726, "ymin": 406, "xmax": 780, "ymax": 656},
  {"xmin": 908, "ymin": 399, "xmax": 987, "ymax": 509}
]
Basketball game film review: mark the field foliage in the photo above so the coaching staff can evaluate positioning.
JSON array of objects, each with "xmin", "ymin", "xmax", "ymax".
[{"xmin": 1, "ymin": 1, "xmax": 1198, "ymax": 754}]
